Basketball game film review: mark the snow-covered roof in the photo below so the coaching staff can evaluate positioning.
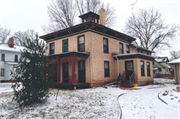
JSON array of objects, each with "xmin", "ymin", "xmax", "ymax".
[
  {"xmin": 5, "ymin": 61, "xmax": 18, "ymax": 65},
  {"xmin": 168, "ymin": 58, "xmax": 180, "ymax": 64},
  {"xmin": 155, "ymin": 57, "xmax": 169, "ymax": 63},
  {"xmin": 0, "ymin": 43, "xmax": 24, "ymax": 53}
]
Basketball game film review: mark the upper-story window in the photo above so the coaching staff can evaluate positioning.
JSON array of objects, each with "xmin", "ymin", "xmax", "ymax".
[
  {"xmin": 49, "ymin": 43, "xmax": 54, "ymax": 55},
  {"xmin": 119, "ymin": 43, "xmax": 124, "ymax": 54},
  {"xmin": 1, "ymin": 54, "xmax": 5, "ymax": 61},
  {"xmin": 141, "ymin": 50, "xmax": 143, "ymax": 53},
  {"xmin": 78, "ymin": 35, "xmax": 85, "ymax": 51},
  {"xmin": 95, "ymin": 18, "xmax": 98, "ymax": 23},
  {"xmin": 126, "ymin": 45, "xmax": 130, "ymax": 53},
  {"xmin": 14, "ymin": 55, "xmax": 18, "ymax": 62},
  {"xmin": 87, "ymin": 17, "xmax": 89, "ymax": 22},
  {"xmin": 103, "ymin": 38, "xmax": 108, "ymax": 53},
  {"xmin": 62, "ymin": 39, "xmax": 68, "ymax": 52},
  {"xmin": 141, "ymin": 61, "xmax": 145, "ymax": 76}
]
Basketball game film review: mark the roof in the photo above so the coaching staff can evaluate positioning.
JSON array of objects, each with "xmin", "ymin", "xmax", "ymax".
[
  {"xmin": 130, "ymin": 44, "xmax": 155, "ymax": 53},
  {"xmin": 40, "ymin": 21, "xmax": 136, "ymax": 43},
  {"xmin": 168, "ymin": 58, "xmax": 180, "ymax": 64},
  {"xmin": 5, "ymin": 61, "xmax": 18, "ymax": 65},
  {"xmin": 155, "ymin": 57, "xmax": 169, "ymax": 63},
  {"xmin": 48, "ymin": 51, "xmax": 90, "ymax": 59},
  {"xmin": 112, "ymin": 53, "xmax": 154, "ymax": 61},
  {"xmin": 0, "ymin": 43, "xmax": 24, "ymax": 53},
  {"xmin": 79, "ymin": 12, "xmax": 99, "ymax": 18}
]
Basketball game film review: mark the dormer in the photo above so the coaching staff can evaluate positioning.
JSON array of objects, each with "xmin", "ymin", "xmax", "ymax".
[{"xmin": 79, "ymin": 12, "xmax": 99, "ymax": 24}]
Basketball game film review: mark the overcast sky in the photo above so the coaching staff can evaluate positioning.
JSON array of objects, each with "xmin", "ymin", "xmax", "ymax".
[{"xmin": 0, "ymin": 0, "xmax": 179, "ymax": 58}]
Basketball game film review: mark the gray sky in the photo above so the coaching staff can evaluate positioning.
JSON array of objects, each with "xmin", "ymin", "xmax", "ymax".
[{"xmin": 0, "ymin": 0, "xmax": 179, "ymax": 58}]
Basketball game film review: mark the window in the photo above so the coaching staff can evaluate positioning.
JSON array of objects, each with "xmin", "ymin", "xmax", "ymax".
[
  {"xmin": 147, "ymin": 62, "xmax": 150, "ymax": 76},
  {"xmin": 158, "ymin": 67, "xmax": 161, "ymax": 72},
  {"xmin": 95, "ymin": 18, "xmax": 98, "ymax": 23},
  {"xmin": 78, "ymin": 35, "xmax": 85, "ymax": 51},
  {"xmin": 141, "ymin": 50, "xmax": 143, "ymax": 53},
  {"xmin": 92, "ymin": 17, "xmax": 94, "ymax": 22},
  {"xmin": 0, "ymin": 69, "xmax": 5, "ymax": 77},
  {"xmin": 104, "ymin": 61, "xmax": 109, "ymax": 77},
  {"xmin": 16, "ymin": 68, "xmax": 19, "ymax": 75},
  {"xmin": 87, "ymin": 17, "xmax": 89, "ymax": 22},
  {"xmin": 49, "ymin": 43, "xmax": 54, "ymax": 55},
  {"xmin": 147, "ymin": 52, "xmax": 149, "ymax": 55},
  {"xmin": 1, "ymin": 54, "xmax": 5, "ymax": 61},
  {"xmin": 126, "ymin": 45, "xmax": 130, "ymax": 53},
  {"xmin": 14, "ymin": 55, "xmax": 18, "ymax": 62},
  {"xmin": 137, "ymin": 49, "xmax": 139, "ymax": 53},
  {"xmin": 119, "ymin": 43, "xmax": 124, "ymax": 54},
  {"xmin": 141, "ymin": 61, "xmax": 145, "ymax": 76},
  {"xmin": 62, "ymin": 39, "xmax": 68, "ymax": 52},
  {"xmin": 103, "ymin": 38, "xmax": 108, "ymax": 53}
]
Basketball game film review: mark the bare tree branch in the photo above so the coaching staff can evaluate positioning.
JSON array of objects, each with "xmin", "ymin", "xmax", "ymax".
[
  {"xmin": 13, "ymin": 29, "xmax": 37, "ymax": 46},
  {"xmin": 43, "ymin": 0, "xmax": 116, "ymax": 33},
  {"xmin": 170, "ymin": 50, "xmax": 180, "ymax": 61},
  {"xmin": 0, "ymin": 26, "xmax": 11, "ymax": 43},
  {"xmin": 123, "ymin": 8, "xmax": 179, "ymax": 51}
]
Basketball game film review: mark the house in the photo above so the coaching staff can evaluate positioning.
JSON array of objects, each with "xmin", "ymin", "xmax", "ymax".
[
  {"xmin": 153, "ymin": 57, "xmax": 172, "ymax": 77},
  {"xmin": 40, "ymin": 9, "xmax": 154, "ymax": 88},
  {"xmin": 169, "ymin": 58, "xmax": 180, "ymax": 84},
  {"xmin": 0, "ymin": 38, "xmax": 24, "ymax": 82}
]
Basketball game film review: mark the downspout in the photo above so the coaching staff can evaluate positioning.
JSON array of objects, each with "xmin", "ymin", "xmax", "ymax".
[{"xmin": 115, "ymin": 56, "xmax": 120, "ymax": 82}]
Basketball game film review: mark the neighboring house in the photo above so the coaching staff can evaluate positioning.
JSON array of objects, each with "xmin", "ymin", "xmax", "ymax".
[
  {"xmin": 153, "ymin": 57, "xmax": 172, "ymax": 76},
  {"xmin": 169, "ymin": 58, "xmax": 180, "ymax": 84},
  {"xmin": 40, "ymin": 9, "xmax": 154, "ymax": 88},
  {"xmin": 0, "ymin": 38, "xmax": 24, "ymax": 82}
]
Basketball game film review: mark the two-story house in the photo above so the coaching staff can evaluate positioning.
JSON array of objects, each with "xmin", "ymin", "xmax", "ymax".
[
  {"xmin": 153, "ymin": 57, "xmax": 172, "ymax": 77},
  {"xmin": 0, "ymin": 38, "xmax": 24, "ymax": 82},
  {"xmin": 40, "ymin": 9, "xmax": 154, "ymax": 88}
]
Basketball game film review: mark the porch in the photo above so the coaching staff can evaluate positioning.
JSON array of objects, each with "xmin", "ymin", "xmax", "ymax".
[{"xmin": 48, "ymin": 51, "xmax": 90, "ymax": 89}]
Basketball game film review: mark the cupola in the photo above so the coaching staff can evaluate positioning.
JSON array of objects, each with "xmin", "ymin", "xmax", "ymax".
[{"xmin": 79, "ymin": 12, "xmax": 99, "ymax": 24}]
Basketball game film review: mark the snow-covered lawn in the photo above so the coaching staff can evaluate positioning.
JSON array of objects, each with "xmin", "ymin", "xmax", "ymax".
[{"xmin": 0, "ymin": 78, "xmax": 180, "ymax": 119}]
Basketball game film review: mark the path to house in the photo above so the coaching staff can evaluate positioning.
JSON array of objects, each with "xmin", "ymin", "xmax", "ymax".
[{"xmin": 118, "ymin": 83, "xmax": 180, "ymax": 119}]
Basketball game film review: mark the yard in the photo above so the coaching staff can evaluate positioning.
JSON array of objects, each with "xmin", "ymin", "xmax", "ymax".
[{"xmin": 0, "ymin": 78, "xmax": 180, "ymax": 119}]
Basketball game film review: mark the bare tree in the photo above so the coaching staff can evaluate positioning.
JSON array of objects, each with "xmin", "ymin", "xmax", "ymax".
[
  {"xmin": 124, "ymin": 8, "xmax": 179, "ymax": 51},
  {"xmin": 43, "ymin": 0, "xmax": 116, "ymax": 33},
  {"xmin": 170, "ymin": 50, "xmax": 180, "ymax": 61},
  {"xmin": 43, "ymin": 0, "xmax": 77, "ymax": 33},
  {"xmin": 0, "ymin": 26, "xmax": 11, "ymax": 43},
  {"xmin": 13, "ymin": 29, "xmax": 37, "ymax": 46}
]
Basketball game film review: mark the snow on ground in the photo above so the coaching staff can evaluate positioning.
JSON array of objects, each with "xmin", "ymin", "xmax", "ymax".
[{"xmin": 0, "ymin": 78, "xmax": 180, "ymax": 119}]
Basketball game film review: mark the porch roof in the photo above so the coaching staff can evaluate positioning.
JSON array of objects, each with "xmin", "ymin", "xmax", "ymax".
[
  {"xmin": 47, "ymin": 51, "xmax": 90, "ymax": 59},
  {"xmin": 112, "ymin": 53, "xmax": 155, "ymax": 61}
]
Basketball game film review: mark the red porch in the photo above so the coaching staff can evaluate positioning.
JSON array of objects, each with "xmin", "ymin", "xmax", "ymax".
[{"xmin": 48, "ymin": 51, "xmax": 90, "ymax": 89}]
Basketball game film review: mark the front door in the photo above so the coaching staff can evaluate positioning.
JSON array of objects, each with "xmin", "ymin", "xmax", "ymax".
[
  {"xmin": 63, "ymin": 62, "xmax": 68, "ymax": 83},
  {"xmin": 125, "ymin": 61, "xmax": 134, "ymax": 80},
  {"xmin": 78, "ymin": 61, "xmax": 85, "ymax": 82}
]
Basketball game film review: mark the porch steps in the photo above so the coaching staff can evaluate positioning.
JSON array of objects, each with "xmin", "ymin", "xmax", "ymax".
[{"xmin": 121, "ymin": 80, "xmax": 131, "ymax": 87}]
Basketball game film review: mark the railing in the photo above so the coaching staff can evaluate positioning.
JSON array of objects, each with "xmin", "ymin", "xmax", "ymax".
[
  {"xmin": 129, "ymin": 72, "xmax": 135, "ymax": 87},
  {"xmin": 119, "ymin": 71, "xmax": 125, "ymax": 87}
]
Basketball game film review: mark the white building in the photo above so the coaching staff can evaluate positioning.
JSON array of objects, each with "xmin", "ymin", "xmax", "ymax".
[{"xmin": 0, "ymin": 38, "xmax": 24, "ymax": 82}]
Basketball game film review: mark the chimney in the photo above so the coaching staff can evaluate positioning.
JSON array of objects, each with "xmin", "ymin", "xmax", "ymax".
[
  {"xmin": 99, "ymin": 8, "xmax": 106, "ymax": 26},
  {"xmin": 8, "ymin": 37, "xmax": 14, "ymax": 48}
]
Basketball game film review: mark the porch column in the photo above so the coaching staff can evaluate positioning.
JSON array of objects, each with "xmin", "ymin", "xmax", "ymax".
[
  {"xmin": 71, "ymin": 54, "xmax": 76, "ymax": 84},
  {"xmin": 57, "ymin": 57, "xmax": 60, "ymax": 84}
]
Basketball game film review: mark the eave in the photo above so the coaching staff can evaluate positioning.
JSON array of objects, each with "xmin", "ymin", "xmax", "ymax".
[
  {"xmin": 47, "ymin": 51, "xmax": 90, "ymax": 59},
  {"xmin": 40, "ymin": 21, "xmax": 136, "ymax": 43},
  {"xmin": 112, "ymin": 53, "xmax": 155, "ymax": 61}
]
